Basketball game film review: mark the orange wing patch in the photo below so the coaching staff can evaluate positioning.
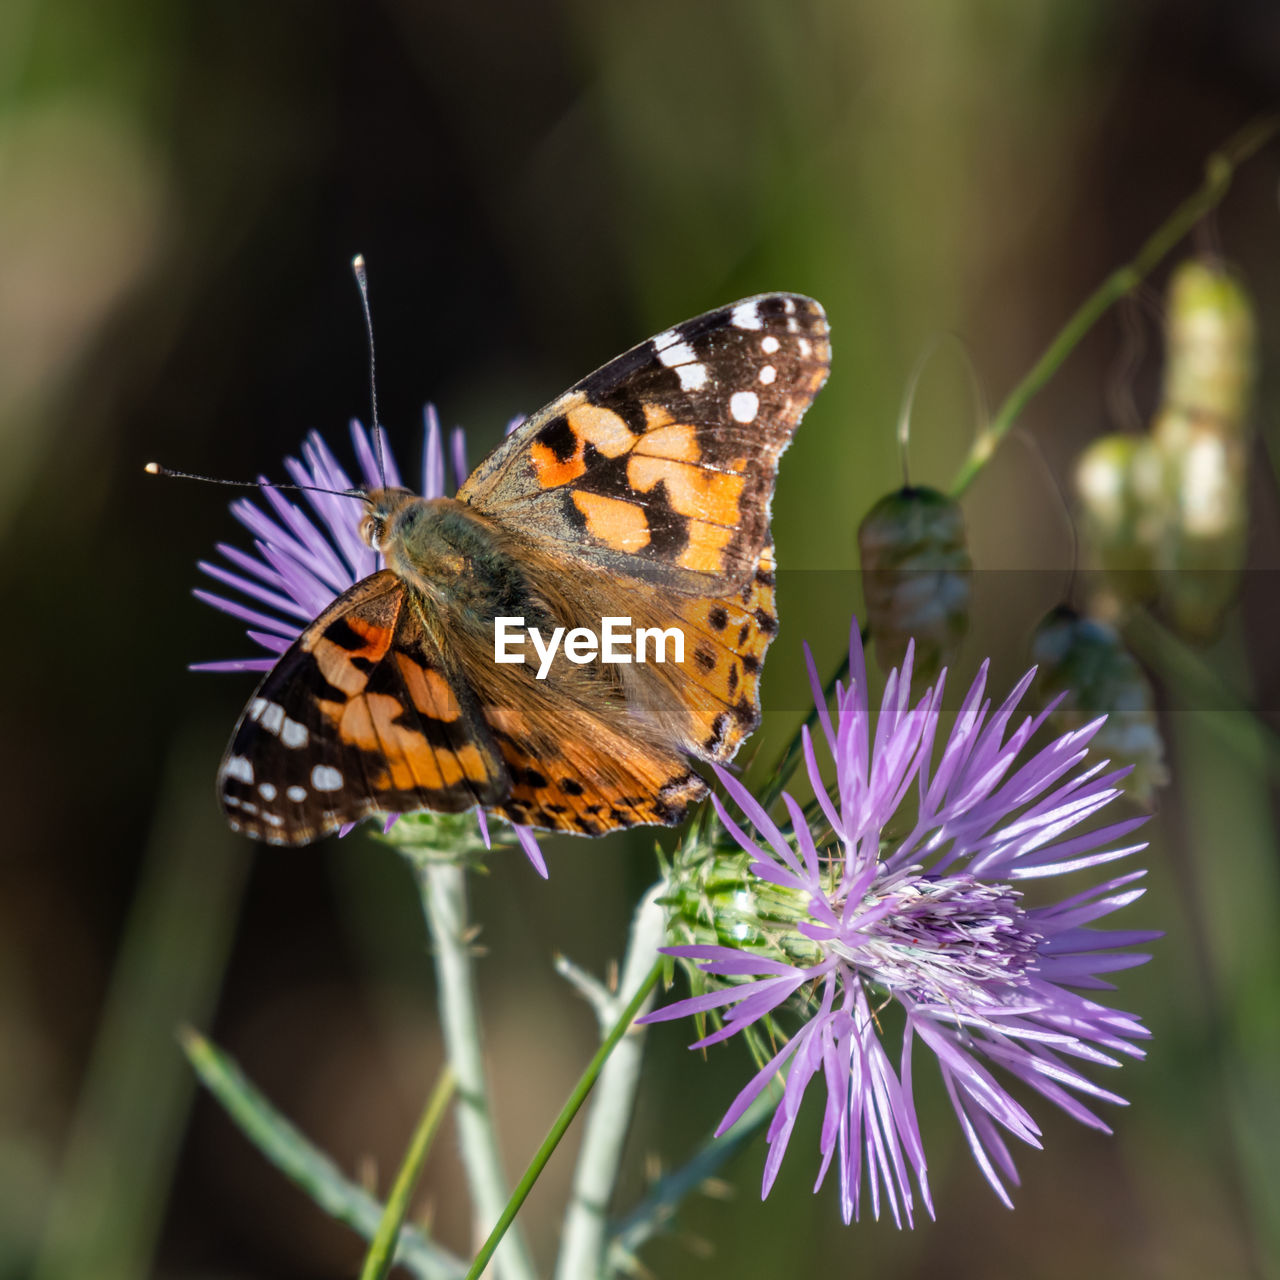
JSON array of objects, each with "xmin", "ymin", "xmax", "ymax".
[
  {"xmin": 530, "ymin": 439, "xmax": 586, "ymax": 488},
  {"xmin": 572, "ymin": 491, "xmax": 651, "ymax": 551},
  {"xmin": 665, "ymin": 545, "xmax": 779, "ymax": 761},
  {"xmin": 625, "ymin": 455, "xmax": 747, "ymax": 527},
  {"xmin": 306, "ymin": 620, "xmax": 395, "ymax": 695},
  {"xmin": 395, "ymin": 653, "xmax": 462, "ymax": 721},
  {"xmin": 566, "ymin": 400, "xmax": 636, "ymax": 456},
  {"xmin": 676, "ymin": 520, "xmax": 735, "ymax": 574}
]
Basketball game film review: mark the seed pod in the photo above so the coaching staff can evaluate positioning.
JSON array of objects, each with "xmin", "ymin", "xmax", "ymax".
[
  {"xmin": 858, "ymin": 486, "xmax": 972, "ymax": 684},
  {"xmin": 1150, "ymin": 408, "xmax": 1248, "ymax": 641},
  {"xmin": 1031, "ymin": 606, "xmax": 1168, "ymax": 806},
  {"xmin": 1153, "ymin": 261, "xmax": 1255, "ymax": 641},
  {"xmin": 1161, "ymin": 260, "xmax": 1254, "ymax": 434},
  {"xmin": 1074, "ymin": 432, "xmax": 1165, "ymax": 611}
]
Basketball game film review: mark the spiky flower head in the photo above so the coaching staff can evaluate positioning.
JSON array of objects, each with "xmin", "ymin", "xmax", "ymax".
[
  {"xmin": 193, "ymin": 410, "xmax": 546, "ymax": 875},
  {"xmin": 647, "ymin": 622, "xmax": 1156, "ymax": 1225}
]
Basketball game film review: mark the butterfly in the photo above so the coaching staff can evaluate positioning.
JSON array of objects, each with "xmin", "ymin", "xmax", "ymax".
[{"xmin": 219, "ymin": 293, "xmax": 830, "ymax": 844}]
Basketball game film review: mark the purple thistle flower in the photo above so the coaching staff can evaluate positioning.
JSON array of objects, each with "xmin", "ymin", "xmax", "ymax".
[
  {"xmin": 193, "ymin": 408, "xmax": 547, "ymax": 876},
  {"xmin": 644, "ymin": 621, "xmax": 1157, "ymax": 1225}
]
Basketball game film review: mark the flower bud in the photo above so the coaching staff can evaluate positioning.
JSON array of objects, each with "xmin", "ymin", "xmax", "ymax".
[
  {"xmin": 1031, "ymin": 606, "xmax": 1168, "ymax": 806},
  {"xmin": 662, "ymin": 837, "xmax": 824, "ymax": 969},
  {"xmin": 857, "ymin": 486, "xmax": 972, "ymax": 683}
]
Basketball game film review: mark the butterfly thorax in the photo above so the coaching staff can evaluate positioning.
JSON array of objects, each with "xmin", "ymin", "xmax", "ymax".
[{"xmin": 362, "ymin": 489, "xmax": 535, "ymax": 621}]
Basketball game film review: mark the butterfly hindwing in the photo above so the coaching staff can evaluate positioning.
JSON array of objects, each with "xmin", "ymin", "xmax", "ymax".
[
  {"xmin": 457, "ymin": 293, "xmax": 829, "ymax": 593},
  {"xmin": 480, "ymin": 700, "xmax": 707, "ymax": 835},
  {"xmin": 218, "ymin": 571, "xmax": 507, "ymax": 844}
]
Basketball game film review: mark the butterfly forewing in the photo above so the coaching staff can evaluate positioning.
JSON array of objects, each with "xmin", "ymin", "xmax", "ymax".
[
  {"xmin": 457, "ymin": 293, "xmax": 829, "ymax": 593},
  {"xmin": 218, "ymin": 571, "xmax": 507, "ymax": 844}
]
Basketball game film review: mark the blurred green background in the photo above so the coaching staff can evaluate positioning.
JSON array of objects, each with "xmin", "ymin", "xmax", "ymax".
[{"xmin": 4, "ymin": 0, "xmax": 1279, "ymax": 1276}]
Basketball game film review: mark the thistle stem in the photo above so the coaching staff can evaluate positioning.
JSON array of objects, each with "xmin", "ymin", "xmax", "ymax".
[
  {"xmin": 415, "ymin": 861, "xmax": 536, "ymax": 1280},
  {"xmin": 554, "ymin": 885, "xmax": 667, "ymax": 1280},
  {"xmin": 949, "ymin": 114, "xmax": 1279, "ymax": 499},
  {"xmin": 464, "ymin": 960, "xmax": 664, "ymax": 1280}
]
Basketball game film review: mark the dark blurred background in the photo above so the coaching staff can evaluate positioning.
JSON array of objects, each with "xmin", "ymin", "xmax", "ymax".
[{"xmin": 4, "ymin": 1, "xmax": 1280, "ymax": 1277}]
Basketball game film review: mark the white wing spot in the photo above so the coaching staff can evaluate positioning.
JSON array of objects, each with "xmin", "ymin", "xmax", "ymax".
[
  {"xmin": 783, "ymin": 297, "xmax": 796, "ymax": 314},
  {"xmin": 657, "ymin": 340, "xmax": 696, "ymax": 367},
  {"xmin": 759, "ymin": 364, "xmax": 777, "ymax": 385},
  {"xmin": 258, "ymin": 782, "xmax": 278, "ymax": 801},
  {"xmin": 248, "ymin": 698, "xmax": 269, "ymax": 722},
  {"xmin": 262, "ymin": 812, "xmax": 285, "ymax": 828},
  {"xmin": 281, "ymin": 718, "xmax": 309, "ymax": 748},
  {"xmin": 224, "ymin": 755, "xmax": 254, "ymax": 784},
  {"xmin": 286, "ymin": 785, "xmax": 307, "ymax": 803},
  {"xmin": 730, "ymin": 301, "xmax": 762, "ymax": 330},
  {"xmin": 786, "ymin": 317, "xmax": 799, "ymax": 333},
  {"xmin": 676, "ymin": 363, "xmax": 708, "ymax": 391},
  {"xmin": 730, "ymin": 391, "xmax": 759, "ymax": 423},
  {"xmin": 259, "ymin": 702, "xmax": 285, "ymax": 736},
  {"xmin": 761, "ymin": 335, "xmax": 780, "ymax": 354},
  {"xmin": 798, "ymin": 337, "xmax": 811, "ymax": 356},
  {"xmin": 312, "ymin": 764, "xmax": 344, "ymax": 792},
  {"xmin": 652, "ymin": 328, "xmax": 681, "ymax": 351}
]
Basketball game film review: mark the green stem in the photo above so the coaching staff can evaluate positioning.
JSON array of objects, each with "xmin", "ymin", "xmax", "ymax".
[
  {"xmin": 949, "ymin": 113, "xmax": 1279, "ymax": 499},
  {"xmin": 359, "ymin": 1066, "xmax": 458, "ymax": 1280},
  {"xmin": 464, "ymin": 960, "xmax": 664, "ymax": 1280}
]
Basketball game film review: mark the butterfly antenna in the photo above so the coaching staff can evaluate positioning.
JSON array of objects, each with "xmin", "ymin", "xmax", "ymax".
[
  {"xmin": 143, "ymin": 462, "xmax": 361, "ymax": 499},
  {"xmin": 352, "ymin": 253, "xmax": 386, "ymax": 489}
]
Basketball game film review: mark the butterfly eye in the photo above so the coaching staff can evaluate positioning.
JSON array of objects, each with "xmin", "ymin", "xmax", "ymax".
[{"xmin": 359, "ymin": 512, "xmax": 384, "ymax": 551}]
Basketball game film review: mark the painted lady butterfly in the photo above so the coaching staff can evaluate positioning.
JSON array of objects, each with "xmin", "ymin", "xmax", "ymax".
[{"xmin": 219, "ymin": 294, "xmax": 830, "ymax": 843}]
